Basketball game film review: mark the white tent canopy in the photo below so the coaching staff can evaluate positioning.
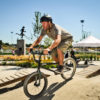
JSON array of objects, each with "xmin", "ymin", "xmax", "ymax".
[{"xmin": 73, "ymin": 35, "xmax": 100, "ymax": 47}]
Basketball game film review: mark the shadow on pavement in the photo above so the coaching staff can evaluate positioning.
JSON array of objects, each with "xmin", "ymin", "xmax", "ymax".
[
  {"xmin": 77, "ymin": 64, "xmax": 88, "ymax": 68},
  {"xmin": 77, "ymin": 63, "xmax": 98, "ymax": 69},
  {"xmin": 29, "ymin": 78, "xmax": 72, "ymax": 100},
  {"xmin": 0, "ymin": 77, "xmax": 72, "ymax": 100},
  {"xmin": 0, "ymin": 81, "xmax": 23, "ymax": 94},
  {"xmin": 2, "ymin": 67, "xmax": 23, "ymax": 71}
]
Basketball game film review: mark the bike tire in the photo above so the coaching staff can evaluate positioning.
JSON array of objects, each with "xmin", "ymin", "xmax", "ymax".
[
  {"xmin": 61, "ymin": 57, "xmax": 76, "ymax": 80},
  {"xmin": 23, "ymin": 72, "xmax": 48, "ymax": 99}
]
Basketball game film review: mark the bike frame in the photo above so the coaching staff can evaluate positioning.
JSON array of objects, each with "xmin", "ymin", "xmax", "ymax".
[{"xmin": 31, "ymin": 50, "xmax": 60, "ymax": 75}]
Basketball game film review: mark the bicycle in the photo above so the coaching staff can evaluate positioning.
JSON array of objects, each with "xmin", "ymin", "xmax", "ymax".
[{"xmin": 23, "ymin": 49, "xmax": 76, "ymax": 99}]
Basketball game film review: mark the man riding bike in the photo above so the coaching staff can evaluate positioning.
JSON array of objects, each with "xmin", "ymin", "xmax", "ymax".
[{"xmin": 29, "ymin": 15, "xmax": 73, "ymax": 72}]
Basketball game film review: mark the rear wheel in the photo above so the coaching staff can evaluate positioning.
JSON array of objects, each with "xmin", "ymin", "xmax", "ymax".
[
  {"xmin": 61, "ymin": 57, "xmax": 76, "ymax": 80},
  {"xmin": 23, "ymin": 72, "xmax": 48, "ymax": 99}
]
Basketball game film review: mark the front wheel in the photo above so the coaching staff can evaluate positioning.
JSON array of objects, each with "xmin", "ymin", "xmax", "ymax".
[
  {"xmin": 61, "ymin": 57, "xmax": 76, "ymax": 80},
  {"xmin": 23, "ymin": 72, "xmax": 48, "ymax": 99}
]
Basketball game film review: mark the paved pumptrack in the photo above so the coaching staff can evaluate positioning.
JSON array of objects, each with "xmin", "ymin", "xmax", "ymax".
[{"xmin": 0, "ymin": 61, "xmax": 100, "ymax": 100}]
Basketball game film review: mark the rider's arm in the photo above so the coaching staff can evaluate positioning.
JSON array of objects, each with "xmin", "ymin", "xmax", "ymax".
[
  {"xmin": 30, "ymin": 35, "xmax": 43, "ymax": 48},
  {"xmin": 48, "ymin": 34, "xmax": 61, "ymax": 50}
]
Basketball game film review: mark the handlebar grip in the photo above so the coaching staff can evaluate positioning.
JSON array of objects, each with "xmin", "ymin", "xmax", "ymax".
[
  {"xmin": 30, "ymin": 48, "xmax": 33, "ymax": 53},
  {"xmin": 30, "ymin": 49, "xmax": 52, "ymax": 55},
  {"xmin": 48, "ymin": 51, "xmax": 52, "ymax": 54}
]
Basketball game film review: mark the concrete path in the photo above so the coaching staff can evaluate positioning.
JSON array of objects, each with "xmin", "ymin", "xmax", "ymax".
[
  {"xmin": 0, "ymin": 61, "xmax": 100, "ymax": 100},
  {"xmin": 0, "ymin": 61, "xmax": 100, "ymax": 87}
]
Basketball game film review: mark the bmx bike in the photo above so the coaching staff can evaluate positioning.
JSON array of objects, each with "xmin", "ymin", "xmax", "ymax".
[{"xmin": 23, "ymin": 49, "xmax": 76, "ymax": 99}]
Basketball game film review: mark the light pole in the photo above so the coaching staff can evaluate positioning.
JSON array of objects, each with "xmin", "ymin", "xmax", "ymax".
[
  {"xmin": 11, "ymin": 32, "xmax": 13, "ymax": 45},
  {"xmin": 80, "ymin": 20, "xmax": 84, "ymax": 39}
]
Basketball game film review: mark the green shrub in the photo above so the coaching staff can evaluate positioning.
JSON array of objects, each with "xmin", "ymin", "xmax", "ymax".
[
  {"xmin": 2, "ymin": 61, "xmax": 7, "ymax": 65},
  {"xmin": 42, "ymin": 64, "xmax": 57, "ymax": 69},
  {"xmin": 17, "ymin": 62, "xmax": 32, "ymax": 67},
  {"xmin": 75, "ymin": 52, "xmax": 100, "ymax": 61}
]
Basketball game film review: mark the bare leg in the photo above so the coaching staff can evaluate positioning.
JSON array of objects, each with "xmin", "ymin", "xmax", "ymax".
[
  {"xmin": 57, "ymin": 48, "xmax": 64, "ymax": 65},
  {"xmin": 52, "ymin": 55, "xmax": 59, "ymax": 63}
]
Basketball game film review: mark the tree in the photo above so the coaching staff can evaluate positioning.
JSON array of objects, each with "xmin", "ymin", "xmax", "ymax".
[
  {"xmin": 33, "ymin": 11, "xmax": 42, "ymax": 38},
  {"xmin": 0, "ymin": 40, "xmax": 2, "ymax": 45},
  {"xmin": 5, "ymin": 43, "xmax": 9, "ymax": 46},
  {"xmin": 0, "ymin": 40, "xmax": 2, "ymax": 49},
  {"xmin": 82, "ymin": 31, "xmax": 90, "ymax": 40}
]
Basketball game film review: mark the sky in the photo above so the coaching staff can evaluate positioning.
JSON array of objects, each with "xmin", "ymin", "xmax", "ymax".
[{"xmin": 0, "ymin": 0, "xmax": 100, "ymax": 44}]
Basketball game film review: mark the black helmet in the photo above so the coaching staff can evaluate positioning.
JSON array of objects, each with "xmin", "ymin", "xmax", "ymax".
[{"xmin": 40, "ymin": 15, "xmax": 52, "ymax": 23}]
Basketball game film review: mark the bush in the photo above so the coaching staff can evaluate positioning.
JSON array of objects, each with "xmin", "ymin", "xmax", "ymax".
[
  {"xmin": 0, "ymin": 53, "xmax": 12, "ymax": 55},
  {"xmin": 75, "ymin": 53, "xmax": 100, "ymax": 61},
  {"xmin": 42, "ymin": 64, "xmax": 57, "ymax": 69},
  {"xmin": 16, "ymin": 62, "xmax": 32, "ymax": 67},
  {"xmin": 2, "ymin": 61, "xmax": 7, "ymax": 65}
]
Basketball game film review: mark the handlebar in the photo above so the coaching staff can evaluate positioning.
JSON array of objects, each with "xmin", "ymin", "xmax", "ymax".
[
  {"xmin": 30, "ymin": 49, "xmax": 43, "ymax": 55},
  {"xmin": 29, "ymin": 48, "xmax": 51, "ymax": 63},
  {"xmin": 30, "ymin": 49, "xmax": 51, "ymax": 55}
]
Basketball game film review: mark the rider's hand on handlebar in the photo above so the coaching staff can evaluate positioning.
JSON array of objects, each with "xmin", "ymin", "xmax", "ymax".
[
  {"xmin": 28, "ymin": 47, "xmax": 33, "ymax": 53},
  {"xmin": 43, "ymin": 48, "xmax": 51, "ymax": 55}
]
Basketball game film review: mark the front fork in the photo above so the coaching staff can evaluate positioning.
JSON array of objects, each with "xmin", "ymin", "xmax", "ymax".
[
  {"xmin": 34, "ymin": 69, "xmax": 42, "ymax": 87},
  {"xmin": 34, "ymin": 54, "xmax": 42, "ymax": 86}
]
